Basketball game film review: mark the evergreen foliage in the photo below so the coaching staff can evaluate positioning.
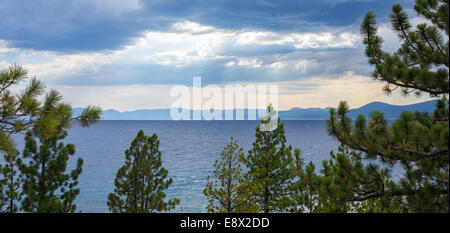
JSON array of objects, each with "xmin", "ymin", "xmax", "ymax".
[
  {"xmin": 323, "ymin": 0, "xmax": 449, "ymax": 212},
  {"xmin": 361, "ymin": 1, "xmax": 448, "ymax": 96},
  {"xmin": 241, "ymin": 105, "xmax": 297, "ymax": 213},
  {"xmin": 289, "ymin": 148, "xmax": 321, "ymax": 213},
  {"xmin": 0, "ymin": 150, "xmax": 21, "ymax": 213},
  {"xmin": 107, "ymin": 130, "xmax": 179, "ymax": 213},
  {"xmin": 0, "ymin": 64, "xmax": 102, "ymax": 212},
  {"xmin": 203, "ymin": 137, "xmax": 259, "ymax": 213},
  {"xmin": 19, "ymin": 132, "xmax": 83, "ymax": 213},
  {"xmin": 0, "ymin": 64, "xmax": 102, "ymax": 150}
]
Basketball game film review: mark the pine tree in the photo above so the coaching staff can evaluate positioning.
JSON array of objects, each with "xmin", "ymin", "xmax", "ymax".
[
  {"xmin": 0, "ymin": 64, "xmax": 101, "ymax": 150},
  {"xmin": 0, "ymin": 150, "xmax": 21, "ymax": 213},
  {"xmin": 107, "ymin": 130, "xmax": 179, "ymax": 213},
  {"xmin": 0, "ymin": 64, "xmax": 102, "ymax": 212},
  {"xmin": 0, "ymin": 64, "xmax": 43, "ymax": 140},
  {"xmin": 203, "ymin": 137, "xmax": 260, "ymax": 213},
  {"xmin": 325, "ymin": 0, "xmax": 449, "ymax": 212},
  {"xmin": 289, "ymin": 148, "xmax": 321, "ymax": 213},
  {"xmin": 19, "ymin": 131, "xmax": 83, "ymax": 213},
  {"xmin": 319, "ymin": 146, "xmax": 389, "ymax": 212},
  {"xmin": 242, "ymin": 105, "xmax": 296, "ymax": 213}
]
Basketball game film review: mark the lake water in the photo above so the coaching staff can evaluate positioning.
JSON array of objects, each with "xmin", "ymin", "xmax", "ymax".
[{"xmin": 9, "ymin": 120, "xmax": 382, "ymax": 213}]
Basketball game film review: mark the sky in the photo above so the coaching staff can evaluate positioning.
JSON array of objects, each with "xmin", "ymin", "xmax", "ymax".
[{"xmin": 0, "ymin": 0, "xmax": 438, "ymax": 111}]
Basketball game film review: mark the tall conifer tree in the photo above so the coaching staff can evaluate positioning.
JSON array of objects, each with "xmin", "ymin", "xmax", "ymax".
[
  {"xmin": 19, "ymin": 132, "xmax": 83, "ymax": 213},
  {"xmin": 289, "ymin": 148, "xmax": 321, "ymax": 213},
  {"xmin": 107, "ymin": 130, "xmax": 179, "ymax": 213},
  {"xmin": 242, "ymin": 105, "xmax": 296, "ymax": 213},
  {"xmin": 324, "ymin": 0, "xmax": 449, "ymax": 212},
  {"xmin": 0, "ymin": 150, "xmax": 21, "ymax": 213},
  {"xmin": 203, "ymin": 137, "xmax": 259, "ymax": 213},
  {"xmin": 0, "ymin": 64, "xmax": 102, "ymax": 212}
]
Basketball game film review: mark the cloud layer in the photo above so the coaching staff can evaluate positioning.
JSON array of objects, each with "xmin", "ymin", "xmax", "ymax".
[{"xmin": 1, "ymin": 0, "xmax": 433, "ymax": 111}]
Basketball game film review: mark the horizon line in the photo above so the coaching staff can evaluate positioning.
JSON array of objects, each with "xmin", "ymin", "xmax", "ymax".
[{"xmin": 72, "ymin": 99, "xmax": 441, "ymax": 113}]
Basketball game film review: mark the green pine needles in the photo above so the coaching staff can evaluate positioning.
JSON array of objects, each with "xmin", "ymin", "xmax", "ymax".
[
  {"xmin": 324, "ymin": 0, "xmax": 449, "ymax": 212},
  {"xmin": 19, "ymin": 132, "xmax": 83, "ymax": 213},
  {"xmin": 107, "ymin": 130, "xmax": 180, "ymax": 213},
  {"xmin": 204, "ymin": 106, "xmax": 299, "ymax": 213},
  {"xmin": 0, "ymin": 151, "xmax": 21, "ymax": 213},
  {"xmin": 204, "ymin": 0, "xmax": 448, "ymax": 213},
  {"xmin": 2, "ymin": 0, "xmax": 448, "ymax": 214},
  {"xmin": 0, "ymin": 64, "xmax": 102, "ymax": 213},
  {"xmin": 203, "ymin": 137, "xmax": 260, "ymax": 213},
  {"xmin": 242, "ymin": 105, "xmax": 296, "ymax": 213},
  {"xmin": 361, "ymin": 1, "xmax": 448, "ymax": 96}
]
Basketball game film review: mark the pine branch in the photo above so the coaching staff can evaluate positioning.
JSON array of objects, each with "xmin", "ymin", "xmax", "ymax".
[
  {"xmin": 349, "ymin": 188, "xmax": 449, "ymax": 202},
  {"xmin": 391, "ymin": 147, "xmax": 448, "ymax": 158}
]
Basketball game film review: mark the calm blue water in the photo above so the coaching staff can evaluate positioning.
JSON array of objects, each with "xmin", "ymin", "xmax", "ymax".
[{"xmin": 10, "ymin": 120, "xmax": 345, "ymax": 212}]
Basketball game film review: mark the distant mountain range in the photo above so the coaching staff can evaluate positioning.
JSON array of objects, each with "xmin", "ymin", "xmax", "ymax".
[{"xmin": 73, "ymin": 99, "xmax": 443, "ymax": 120}]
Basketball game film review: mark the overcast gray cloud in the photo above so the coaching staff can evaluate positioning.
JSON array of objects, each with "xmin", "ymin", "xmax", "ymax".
[{"xmin": 1, "ymin": 0, "xmax": 433, "ymax": 111}]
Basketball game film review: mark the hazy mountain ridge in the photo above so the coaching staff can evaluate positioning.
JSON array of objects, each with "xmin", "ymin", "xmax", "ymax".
[{"xmin": 73, "ymin": 100, "xmax": 443, "ymax": 120}]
